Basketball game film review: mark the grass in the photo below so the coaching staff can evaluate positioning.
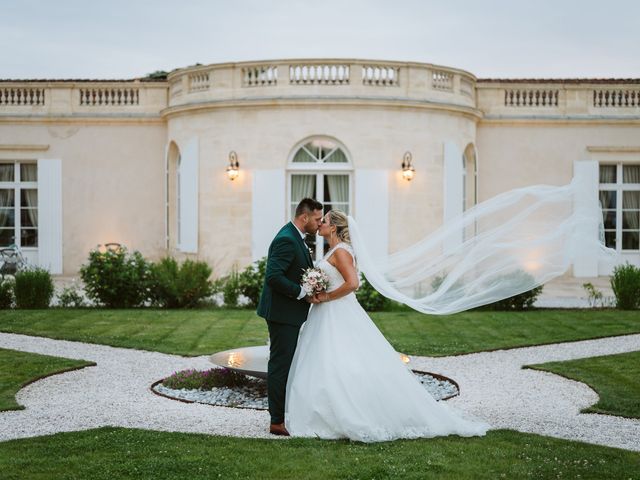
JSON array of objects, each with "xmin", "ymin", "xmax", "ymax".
[
  {"xmin": 0, "ymin": 308, "xmax": 638, "ymax": 357},
  {"xmin": 527, "ymin": 350, "xmax": 640, "ymax": 419},
  {"xmin": 0, "ymin": 427, "xmax": 637, "ymax": 479},
  {"xmin": 0, "ymin": 348, "xmax": 94, "ymax": 411},
  {"xmin": 1, "ymin": 312, "xmax": 638, "ymax": 477}
]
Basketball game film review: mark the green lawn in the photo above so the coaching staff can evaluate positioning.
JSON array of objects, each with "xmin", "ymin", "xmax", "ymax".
[
  {"xmin": 0, "ymin": 348, "xmax": 94, "ymax": 411},
  {"xmin": 0, "ymin": 308, "xmax": 638, "ymax": 356},
  {"xmin": 527, "ymin": 350, "xmax": 640, "ymax": 419},
  {"xmin": 1, "ymin": 312, "xmax": 639, "ymax": 478},
  {"xmin": 0, "ymin": 427, "xmax": 637, "ymax": 480}
]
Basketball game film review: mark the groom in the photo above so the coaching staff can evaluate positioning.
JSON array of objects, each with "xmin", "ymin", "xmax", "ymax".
[{"xmin": 257, "ymin": 197, "xmax": 323, "ymax": 436}]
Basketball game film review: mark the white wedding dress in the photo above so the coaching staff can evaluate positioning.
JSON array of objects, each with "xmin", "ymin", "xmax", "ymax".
[{"xmin": 284, "ymin": 243, "xmax": 489, "ymax": 442}]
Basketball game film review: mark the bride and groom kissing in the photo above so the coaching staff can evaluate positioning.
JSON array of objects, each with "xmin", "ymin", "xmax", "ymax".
[{"xmin": 256, "ymin": 198, "xmax": 488, "ymax": 442}]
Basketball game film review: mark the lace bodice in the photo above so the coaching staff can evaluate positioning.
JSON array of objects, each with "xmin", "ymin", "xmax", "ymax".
[{"xmin": 316, "ymin": 242, "xmax": 356, "ymax": 292}]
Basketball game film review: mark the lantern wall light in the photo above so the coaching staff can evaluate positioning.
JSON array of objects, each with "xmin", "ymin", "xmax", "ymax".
[
  {"xmin": 227, "ymin": 151, "xmax": 240, "ymax": 180},
  {"xmin": 401, "ymin": 151, "xmax": 415, "ymax": 181}
]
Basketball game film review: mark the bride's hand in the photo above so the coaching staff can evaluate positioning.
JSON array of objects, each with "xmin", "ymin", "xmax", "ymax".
[{"xmin": 315, "ymin": 292, "xmax": 330, "ymax": 303}]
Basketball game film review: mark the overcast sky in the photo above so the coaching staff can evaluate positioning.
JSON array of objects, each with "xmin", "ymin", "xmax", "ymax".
[{"xmin": 1, "ymin": 0, "xmax": 639, "ymax": 80}]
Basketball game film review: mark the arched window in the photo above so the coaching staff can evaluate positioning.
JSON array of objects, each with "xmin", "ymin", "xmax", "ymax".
[
  {"xmin": 288, "ymin": 136, "xmax": 352, "ymax": 261},
  {"xmin": 462, "ymin": 144, "xmax": 478, "ymax": 212},
  {"xmin": 177, "ymin": 153, "xmax": 181, "ymax": 245}
]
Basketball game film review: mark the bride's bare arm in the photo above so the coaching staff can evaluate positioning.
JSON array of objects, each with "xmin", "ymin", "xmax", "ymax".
[{"xmin": 319, "ymin": 249, "xmax": 359, "ymax": 302}]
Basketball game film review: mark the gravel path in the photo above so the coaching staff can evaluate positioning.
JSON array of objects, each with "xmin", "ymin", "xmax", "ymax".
[{"xmin": 0, "ymin": 332, "xmax": 639, "ymax": 451}]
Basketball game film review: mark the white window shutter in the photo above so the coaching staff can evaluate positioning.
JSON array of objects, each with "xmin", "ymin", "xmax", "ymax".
[
  {"xmin": 178, "ymin": 137, "xmax": 199, "ymax": 253},
  {"xmin": 354, "ymin": 170, "xmax": 389, "ymax": 259},
  {"xmin": 252, "ymin": 170, "xmax": 286, "ymax": 261},
  {"xmin": 572, "ymin": 160, "xmax": 600, "ymax": 277},
  {"xmin": 164, "ymin": 143, "xmax": 169, "ymax": 249},
  {"xmin": 37, "ymin": 159, "xmax": 63, "ymax": 274},
  {"xmin": 443, "ymin": 141, "xmax": 464, "ymax": 251}
]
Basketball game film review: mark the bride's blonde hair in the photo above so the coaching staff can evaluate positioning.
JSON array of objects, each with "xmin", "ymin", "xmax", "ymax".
[{"xmin": 328, "ymin": 210, "xmax": 350, "ymax": 244}]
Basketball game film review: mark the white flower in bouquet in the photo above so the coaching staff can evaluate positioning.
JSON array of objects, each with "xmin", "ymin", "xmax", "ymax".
[{"xmin": 301, "ymin": 267, "xmax": 330, "ymax": 296}]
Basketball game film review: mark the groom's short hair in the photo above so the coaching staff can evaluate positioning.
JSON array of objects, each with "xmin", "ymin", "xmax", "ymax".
[{"xmin": 295, "ymin": 198, "xmax": 323, "ymax": 217}]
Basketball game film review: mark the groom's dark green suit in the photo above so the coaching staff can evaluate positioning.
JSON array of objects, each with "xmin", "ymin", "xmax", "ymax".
[{"xmin": 257, "ymin": 222, "xmax": 314, "ymax": 425}]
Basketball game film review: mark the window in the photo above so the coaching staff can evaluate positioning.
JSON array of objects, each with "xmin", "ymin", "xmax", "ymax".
[
  {"xmin": 599, "ymin": 164, "xmax": 640, "ymax": 251},
  {"xmin": 288, "ymin": 137, "xmax": 352, "ymax": 261},
  {"xmin": 0, "ymin": 163, "xmax": 38, "ymax": 248}
]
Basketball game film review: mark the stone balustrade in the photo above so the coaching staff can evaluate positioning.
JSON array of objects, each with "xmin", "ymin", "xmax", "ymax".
[
  {"xmin": 361, "ymin": 65, "xmax": 399, "ymax": 86},
  {"xmin": 79, "ymin": 87, "xmax": 139, "ymax": 106},
  {"xmin": 242, "ymin": 65, "xmax": 278, "ymax": 87},
  {"xmin": 164, "ymin": 59, "xmax": 478, "ymax": 114},
  {"xmin": 0, "ymin": 87, "xmax": 46, "ymax": 106},
  {"xmin": 476, "ymin": 80, "xmax": 640, "ymax": 118},
  {"xmin": 2, "ymin": 62, "xmax": 638, "ymax": 121},
  {"xmin": 504, "ymin": 89, "xmax": 559, "ymax": 107},
  {"xmin": 593, "ymin": 89, "xmax": 640, "ymax": 108},
  {"xmin": 289, "ymin": 64, "xmax": 350, "ymax": 85},
  {"xmin": 0, "ymin": 81, "xmax": 167, "ymax": 117}
]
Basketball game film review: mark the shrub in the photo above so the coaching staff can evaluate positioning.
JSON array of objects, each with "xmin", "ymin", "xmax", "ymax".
[
  {"xmin": 610, "ymin": 263, "xmax": 640, "ymax": 310},
  {"xmin": 57, "ymin": 279, "xmax": 86, "ymax": 308},
  {"xmin": 356, "ymin": 274, "xmax": 390, "ymax": 311},
  {"xmin": 0, "ymin": 276, "xmax": 14, "ymax": 309},
  {"xmin": 485, "ymin": 285, "xmax": 543, "ymax": 310},
  {"xmin": 479, "ymin": 270, "xmax": 543, "ymax": 311},
  {"xmin": 237, "ymin": 257, "xmax": 267, "ymax": 308},
  {"xmin": 14, "ymin": 267, "xmax": 54, "ymax": 308},
  {"xmin": 150, "ymin": 257, "xmax": 214, "ymax": 308},
  {"xmin": 80, "ymin": 246, "xmax": 153, "ymax": 308},
  {"xmin": 220, "ymin": 268, "xmax": 241, "ymax": 308},
  {"xmin": 162, "ymin": 368, "xmax": 250, "ymax": 390}
]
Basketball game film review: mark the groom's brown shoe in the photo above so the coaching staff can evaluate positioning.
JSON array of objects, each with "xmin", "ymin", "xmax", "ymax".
[{"xmin": 269, "ymin": 423, "xmax": 290, "ymax": 436}]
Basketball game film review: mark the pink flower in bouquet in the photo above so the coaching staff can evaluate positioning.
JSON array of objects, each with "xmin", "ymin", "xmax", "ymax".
[{"xmin": 301, "ymin": 267, "xmax": 329, "ymax": 295}]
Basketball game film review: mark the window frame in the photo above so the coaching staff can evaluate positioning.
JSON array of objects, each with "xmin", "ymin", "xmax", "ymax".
[
  {"xmin": 0, "ymin": 161, "xmax": 38, "ymax": 250},
  {"xmin": 599, "ymin": 163, "xmax": 640, "ymax": 252},
  {"xmin": 287, "ymin": 137, "xmax": 353, "ymax": 262}
]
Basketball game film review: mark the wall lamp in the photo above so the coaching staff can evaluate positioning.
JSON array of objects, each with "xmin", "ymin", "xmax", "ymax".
[
  {"xmin": 98, "ymin": 242, "xmax": 123, "ymax": 253},
  {"xmin": 227, "ymin": 151, "xmax": 240, "ymax": 180},
  {"xmin": 401, "ymin": 151, "xmax": 415, "ymax": 181}
]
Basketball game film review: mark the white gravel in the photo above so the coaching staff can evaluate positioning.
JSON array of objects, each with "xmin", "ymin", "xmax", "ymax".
[
  {"xmin": 153, "ymin": 371, "xmax": 458, "ymax": 409},
  {"xmin": 0, "ymin": 332, "xmax": 639, "ymax": 451}
]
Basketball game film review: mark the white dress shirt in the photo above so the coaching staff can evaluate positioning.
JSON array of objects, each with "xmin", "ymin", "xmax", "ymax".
[{"xmin": 292, "ymin": 222, "xmax": 309, "ymax": 300}]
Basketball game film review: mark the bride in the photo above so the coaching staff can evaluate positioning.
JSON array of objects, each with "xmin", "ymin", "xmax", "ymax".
[{"xmin": 284, "ymin": 210, "xmax": 490, "ymax": 442}]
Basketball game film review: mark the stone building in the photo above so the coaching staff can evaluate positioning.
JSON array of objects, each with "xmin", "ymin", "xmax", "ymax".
[{"xmin": 0, "ymin": 59, "xmax": 638, "ymax": 292}]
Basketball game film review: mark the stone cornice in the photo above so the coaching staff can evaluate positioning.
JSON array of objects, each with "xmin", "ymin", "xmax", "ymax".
[
  {"xmin": 0, "ymin": 144, "xmax": 50, "ymax": 151},
  {"xmin": 479, "ymin": 115, "xmax": 640, "ymax": 126},
  {"xmin": 160, "ymin": 95, "xmax": 483, "ymax": 120}
]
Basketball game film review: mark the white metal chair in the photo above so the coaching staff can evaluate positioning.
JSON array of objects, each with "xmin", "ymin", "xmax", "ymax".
[{"xmin": 0, "ymin": 244, "xmax": 29, "ymax": 275}]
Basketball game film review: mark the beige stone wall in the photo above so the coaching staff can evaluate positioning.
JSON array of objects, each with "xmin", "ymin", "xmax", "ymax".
[
  {"xmin": 0, "ymin": 121, "xmax": 167, "ymax": 274},
  {"xmin": 166, "ymin": 104, "xmax": 477, "ymax": 275},
  {"xmin": 476, "ymin": 122, "xmax": 640, "ymax": 200}
]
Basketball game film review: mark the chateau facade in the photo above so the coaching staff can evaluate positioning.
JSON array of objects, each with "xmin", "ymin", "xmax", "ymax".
[{"xmin": 1, "ymin": 59, "xmax": 638, "ymax": 283}]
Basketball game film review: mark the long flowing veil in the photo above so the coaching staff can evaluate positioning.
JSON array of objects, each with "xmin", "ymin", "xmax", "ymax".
[{"xmin": 348, "ymin": 169, "xmax": 618, "ymax": 315}]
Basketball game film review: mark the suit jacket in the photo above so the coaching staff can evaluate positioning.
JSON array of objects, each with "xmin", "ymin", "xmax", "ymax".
[{"xmin": 256, "ymin": 222, "xmax": 314, "ymax": 326}]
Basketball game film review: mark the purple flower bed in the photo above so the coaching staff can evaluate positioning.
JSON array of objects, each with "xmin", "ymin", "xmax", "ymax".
[{"xmin": 162, "ymin": 367, "xmax": 251, "ymax": 390}]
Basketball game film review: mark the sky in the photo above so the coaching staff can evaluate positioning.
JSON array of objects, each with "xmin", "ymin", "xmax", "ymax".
[{"xmin": 1, "ymin": 0, "xmax": 639, "ymax": 80}]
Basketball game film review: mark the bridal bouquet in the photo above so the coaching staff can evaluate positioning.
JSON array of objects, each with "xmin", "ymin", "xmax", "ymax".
[{"xmin": 301, "ymin": 267, "xmax": 330, "ymax": 296}]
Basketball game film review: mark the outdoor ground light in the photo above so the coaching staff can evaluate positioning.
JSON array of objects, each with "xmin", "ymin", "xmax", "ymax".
[
  {"xmin": 402, "ymin": 151, "xmax": 415, "ymax": 181},
  {"xmin": 227, "ymin": 151, "xmax": 240, "ymax": 180}
]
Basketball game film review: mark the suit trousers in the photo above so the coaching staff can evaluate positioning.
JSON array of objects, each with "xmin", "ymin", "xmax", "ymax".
[{"xmin": 266, "ymin": 321, "xmax": 302, "ymax": 424}]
